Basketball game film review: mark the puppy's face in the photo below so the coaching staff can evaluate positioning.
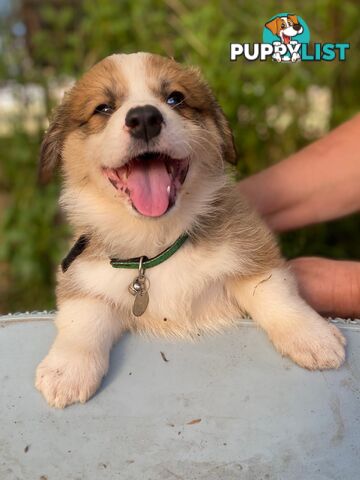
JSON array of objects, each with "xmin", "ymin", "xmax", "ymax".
[
  {"xmin": 265, "ymin": 15, "xmax": 303, "ymax": 43},
  {"xmin": 39, "ymin": 53, "xmax": 235, "ymax": 232}
]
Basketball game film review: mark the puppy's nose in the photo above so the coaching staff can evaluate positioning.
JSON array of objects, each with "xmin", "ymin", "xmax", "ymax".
[
  {"xmin": 125, "ymin": 105, "xmax": 163, "ymax": 142},
  {"xmin": 293, "ymin": 23, "xmax": 301, "ymax": 31}
]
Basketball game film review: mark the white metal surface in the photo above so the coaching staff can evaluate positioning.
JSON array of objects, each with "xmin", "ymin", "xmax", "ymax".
[{"xmin": 1, "ymin": 313, "xmax": 360, "ymax": 480}]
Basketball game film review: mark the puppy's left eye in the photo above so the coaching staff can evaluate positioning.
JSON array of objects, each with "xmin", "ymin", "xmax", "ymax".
[
  {"xmin": 94, "ymin": 104, "xmax": 114, "ymax": 115},
  {"xmin": 166, "ymin": 91, "xmax": 185, "ymax": 107}
]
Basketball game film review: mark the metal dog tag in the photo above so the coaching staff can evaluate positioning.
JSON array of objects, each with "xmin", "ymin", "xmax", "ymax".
[
  {"xmin": 128, "ymin": 257, "xmax": 150, "ymax": 317},
  {"xmin": 132, "ymin": 290, "xmax": 149, "ymax": 317}
]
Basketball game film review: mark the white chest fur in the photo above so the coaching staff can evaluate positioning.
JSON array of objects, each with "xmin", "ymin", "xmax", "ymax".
[{"xmin": 71, "ymin": 241, "xmax": 240, "ymax": 333}]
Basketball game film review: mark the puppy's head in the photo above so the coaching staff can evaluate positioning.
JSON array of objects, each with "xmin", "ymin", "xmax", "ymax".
[
  {"xmin": 265, "ymin": 15, "xmax": 303, "ymax": 43},
  {"xmin": 39, "ymin": 53, "xmax": 236, "ymax": 240}
]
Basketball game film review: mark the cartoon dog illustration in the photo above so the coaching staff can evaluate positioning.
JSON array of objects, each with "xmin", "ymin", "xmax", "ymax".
[{"xmin": 265, "ymin": 14, "xmax": 303, "ymax": 62}]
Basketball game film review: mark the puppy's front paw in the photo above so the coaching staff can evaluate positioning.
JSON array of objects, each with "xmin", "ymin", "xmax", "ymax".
[
  {"xmin": 272, "ymin": 321, "xmax": 346, "ymax": 370},
  {"xmin": 35, "ymin": 350, "xmax": 108, "ymax": 408}
]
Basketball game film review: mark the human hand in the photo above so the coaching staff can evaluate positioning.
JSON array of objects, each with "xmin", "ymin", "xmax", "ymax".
[
  {"xmin": 238, "ymin": 114, "xmax": 360, "ymax": 232},
  {"xmin": 289, "ymin": 257, "xmax": 360, "ymax": 318}
]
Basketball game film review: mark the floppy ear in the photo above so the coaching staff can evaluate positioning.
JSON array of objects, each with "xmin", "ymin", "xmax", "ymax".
[
  {"xmin": 214, "ymin": 105, "xmax": 237, "ymax": 165},
  {"xmin": 265, "ymin": 17, "xmax": 280, "ymax": 35},
  {"xmin": 288, "ymin": 14, "xmax": 299, "ymax": 25},
  {"xmin": 185, "ymin": 66, "xmax": 237, "ymax": 165},
  {"xmin": 38, "ymin": 101, "xmax": 68, "ymax": 184}
]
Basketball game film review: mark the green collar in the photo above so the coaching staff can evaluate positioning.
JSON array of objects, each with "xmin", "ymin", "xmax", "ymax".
[{"xmin": 110, "ymin": 233, "xmax": 189, "ymax": 269}]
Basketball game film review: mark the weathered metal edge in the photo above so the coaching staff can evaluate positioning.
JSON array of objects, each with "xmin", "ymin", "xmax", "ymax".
[
  {"xmin": 1, "ymin": 311, "xmax": 360, "ymax": 330},
  {"xmin": 0, "ymin": 311, "xmax": 56, "ymax": 326}
]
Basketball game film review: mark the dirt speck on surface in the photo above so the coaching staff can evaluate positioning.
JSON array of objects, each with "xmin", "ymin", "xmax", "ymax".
[
  {"xmin": 186, "ymin": 418, "xmax": 201, "ymax": 425},
  {"xmin": 24, "ymin": 444, "xmax": 30, "ymax": 453},
  {"xmin": 160, "ymin": 351, "xmax": 169, "ymax": 362}
]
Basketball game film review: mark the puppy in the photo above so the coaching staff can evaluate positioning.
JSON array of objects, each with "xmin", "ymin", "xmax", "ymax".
[
  {"xmin": 265, "ymin": 14, "xmax": 303, "ymax": 62},
  {"xmin": 36, "ymin": 53, "xmax": 345, "ymax": 408}
]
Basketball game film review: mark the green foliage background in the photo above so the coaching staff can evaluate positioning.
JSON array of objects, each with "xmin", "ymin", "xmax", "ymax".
[{"xmin": 0, "ymin": 0, "xmax": 359, "ymax": 313}]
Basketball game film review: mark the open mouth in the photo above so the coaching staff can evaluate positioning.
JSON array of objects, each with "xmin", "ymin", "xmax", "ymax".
[
  {"xmin": 103, "ymin": 152, "xmax": 189, "ymax": 217},
  {"xmin": 282, "ymin": 33, "xmax": 291, "ymax": 44}
]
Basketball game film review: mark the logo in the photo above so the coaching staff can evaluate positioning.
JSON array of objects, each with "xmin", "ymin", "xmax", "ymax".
[
  {"xmin": 263, "ymin": 14, "xmax": 309, "ymax": 62},
  {"xmin": 230, "ymin": 12, "xmax": 350, "ymax": 63}
]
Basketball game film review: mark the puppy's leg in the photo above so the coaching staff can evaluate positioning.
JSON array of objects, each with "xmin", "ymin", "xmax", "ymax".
[
  {"xmin": 227, "ymin": 267, "xmax": 346, "ymax": 370},
  {"xmin": 272, "ymin": 42, "xmax": 282, "ymax": 62},
  {"xmin": 290, "ymin": 41, "xmax": 301, "ymax": 62},
  {"xmin": 36, "ymin": 298, "xmax": 121, "ymax": 408}
]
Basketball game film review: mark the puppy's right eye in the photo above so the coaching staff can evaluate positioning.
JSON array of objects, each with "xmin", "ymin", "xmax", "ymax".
[
  {"xmin": 166, "ymin": 91, "xmax": 185, "ymax": 107},
  {"xmin": 93, "ymin": 104, "xmax": 113, "ymax": 115}
]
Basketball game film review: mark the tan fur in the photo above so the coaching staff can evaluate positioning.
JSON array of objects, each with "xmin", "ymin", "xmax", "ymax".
[
  {"xmin": 35, "ymin": 53, "xmax": 345, "ymax": 408},
  {"xmin": 288, "ymin": 15, "xmax": 299, "ymax": 26},
  {"xmin": 265, "ymin": 17, "xmax": 283, "ymax": 36}
]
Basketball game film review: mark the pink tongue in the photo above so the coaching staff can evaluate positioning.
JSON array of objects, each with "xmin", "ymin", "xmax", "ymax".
[{"xmin": 127, "ymin": 158, "xmax": 171, "ymax": 217}]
